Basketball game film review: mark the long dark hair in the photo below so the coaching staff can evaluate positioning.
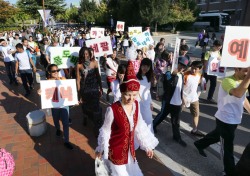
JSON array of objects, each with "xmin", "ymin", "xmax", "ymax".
[
  {"xmin": 116, "ymin": 64, "xmax": 127, "ymax": 82},
  {"xmin": 88, "ymin": 47, "xmax": 96, "ymax": 61},
  {"xmin": 137, "ymin": 58, "xmax": 153, "ymax": 82},
  {"xmin": 78, "ymin": 47, "xmax": 92, "ymax": 64}
]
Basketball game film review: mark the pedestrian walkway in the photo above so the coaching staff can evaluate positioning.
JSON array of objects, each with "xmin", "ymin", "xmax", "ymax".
[{"xmin": 0, "ymin": 60, "xmax": 172, "ymax": 176}]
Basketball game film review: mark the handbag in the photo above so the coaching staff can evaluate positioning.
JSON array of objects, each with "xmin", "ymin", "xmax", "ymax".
[{"xmin": 95, "ymin": 157, "xmax": 110, "ymax": 176}]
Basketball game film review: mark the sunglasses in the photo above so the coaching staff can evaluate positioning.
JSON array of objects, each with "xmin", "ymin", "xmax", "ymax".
[{"xmin": 50, "ymin": 69, "xmax": 60, "ymax": 73}]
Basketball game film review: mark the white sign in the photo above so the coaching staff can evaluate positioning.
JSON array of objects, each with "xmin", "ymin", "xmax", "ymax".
[
  {"xmin": 86, "ymin": 36, "xmax": 113, "ymax": 57},
  {"xmin": 131, "ymin": 31, "xmax": 154, "ymax": 49},
  {"xmin": 128, "ymin": 27, "xmax": 142, "ymax": 37},
  {"xmin": 221, "ymin": 26, "xmax": 250, "ymax": 68},
  {"xmin": 38, "ymin": 10, "xmax": 51, "ymax": 27},
  {"xmin": 40, "ymin": 79, "xmax": 78, "ymax": 109},
  {"xmin": 207, "ymin": 57, "xmax": 227, "ymax": 77},
  {"xmin": 50, "ymin": 47, "xmax": 81, "ymax": 69},
  {"xmin": 90, "ymin": 27, "xmax": 105, "ymax": 39},
  {"xmin": 171, "ymin": 38, "xmax": 181, "ymax": 73},
  {"xmin": 116, "ymin": 21, "xmax": 125, "ymax": 31}
]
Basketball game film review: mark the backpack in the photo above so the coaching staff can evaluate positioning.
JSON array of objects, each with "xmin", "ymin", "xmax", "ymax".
[{"xmin": 0, "ymin": 148, "xmax": 15, "ymax": 176}]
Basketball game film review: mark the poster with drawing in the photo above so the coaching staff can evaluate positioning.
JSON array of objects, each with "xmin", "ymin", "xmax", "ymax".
[
  {"xmin": 40, "ymin": 79, "xmax": 78, "ymax": 109},
  {"xmin": 207, "ymin": 57, "xmax": 227, "ymax": 77}
]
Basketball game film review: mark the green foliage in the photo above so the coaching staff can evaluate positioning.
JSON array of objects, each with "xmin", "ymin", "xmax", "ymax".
[
  {"xmin": 57, "ymin": 7, "xmax": 79, "ymax": 23},
  {"xmin": 78, "ymin": 0, "xmax": 97, "ymax": 23},
  {"xmin": 0, "ymin": 0, "xmax": 17, "ymax": 23},
  {"xmin": 16, "ymin": 0, "xmax": 66, "ymax": 18},
  {"xmin": 167, "ymin": 1, "xmax": 196, "ymax": 31}
]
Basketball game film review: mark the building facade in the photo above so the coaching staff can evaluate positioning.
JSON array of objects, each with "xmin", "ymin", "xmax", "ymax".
[{"xmin": 197, "ymin": 0, "xmax": 250, "ymax": 26}]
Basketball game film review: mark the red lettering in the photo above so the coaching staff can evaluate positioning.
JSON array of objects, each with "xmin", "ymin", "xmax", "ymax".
[
  {"xmin": 90, "ymin": 43, "xmax": 99, "ymax": 53},
  {"xmin": 100, "ymin": 42, "xmax": 109, "ymax": 51},
  {"xmin": 60, "ymin": 86, "xmax": 73, "ymax": 101},
  {"xmin": 228, "ymin": 39, "xmax": 249, "ymax": 62},
  {"xmin": 45, "ymin": 87, "xmax": 59, "ymax": 102}
]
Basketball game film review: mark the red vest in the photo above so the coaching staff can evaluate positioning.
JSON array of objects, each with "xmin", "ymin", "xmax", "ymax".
[{"xmin": 109, "ymin": 101, "xmax": 139, "ymax": 165}]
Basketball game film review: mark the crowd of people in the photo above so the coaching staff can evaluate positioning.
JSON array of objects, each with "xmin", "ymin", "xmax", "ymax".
[{"xmin": 0, "ymin": 26, "xmax": 250, "ymax": 176}]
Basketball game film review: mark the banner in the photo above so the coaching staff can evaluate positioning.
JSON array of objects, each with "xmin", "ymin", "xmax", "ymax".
[
  {"xmin": 116, "ymin": 21, "xmax": 125, "ymax": 31},
  {"xmin": 207, "ymin": 57, "xmax": 227, "ymax": 77},
  {"xmin": 86, "ymin": 36, "xmax": 113, "ymax": 57},
  {"xmin": 221, "ymin": 26, "xmax": 250, "ymax": 68},
  {"xmin": 38, "ymin": 10, "xmax": 51, "ymax": 27},
  {"xmin": 90, "ymin": 27, "xmax": 105, "ymax": 39},
  {"xmin": 50, "ymin": 47, "xmax": 81, "ymax": 69},
  {"xmin": 171, "ymin": 38, "xmax": 181, "ymax": 73},
  {"xmin": 128, "ymin": 27, "xmax": 142, "ymax": 37},
  {"xmin": 130, "ymin": 31, "xmax": 154, "ymax": 49},
  {"xmin": 40, "ymin": 79, "xmax": 78, "ymax": 109}
]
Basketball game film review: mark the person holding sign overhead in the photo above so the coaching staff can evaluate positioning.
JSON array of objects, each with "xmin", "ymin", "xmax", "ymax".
[{"xmin": 203, "ymin": 40, "xmax": 222, "ymax": 103}]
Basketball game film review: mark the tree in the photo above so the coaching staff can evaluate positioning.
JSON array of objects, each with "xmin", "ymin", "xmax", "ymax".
[
  {"xmin": 0, "ymin": 0, "xmax": 17, "ymax": 24},
  {"xmin": 57, "ymin": 7, "xmax": 79, "ymax": 24},
  {"xmin": 16, "ymin": 0, "xmax": 66, "ymax": 18},
  {"xmin": 139, "ymin": 0, "xmax": 170, "ymax": 32},
  {"xmin": 167, "ymin": 2, "xmax": 195, "ymax": 32},
  {"xmin": 78, "ymin": 0, "xmax": 97, "ymax": 24}
]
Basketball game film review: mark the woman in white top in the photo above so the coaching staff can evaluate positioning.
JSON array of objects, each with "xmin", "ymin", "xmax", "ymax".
[
  {"xmin": 111, "ymin": 64, "xmax": 126, "ymax": 103},
  {"xmin": 136, "ymin": 58, "xmax": 154, "ymax": 133}
]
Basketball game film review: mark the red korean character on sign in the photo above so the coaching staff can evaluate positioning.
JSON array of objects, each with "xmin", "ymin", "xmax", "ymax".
[
  {"xmin": 100, "ymin": 42, "xmax": 109, "ymax": 51},
  {"xmin": 45, "ymin": 87, "xmax": 59, "ymax": 102},
  {"xmin": 92, "ymin": 31, "xmax": 97, "ymax": 37},
  {"xmin": 60, "ymin": 86, "xmax": 73, "ymax": 101},
  {"xmin": 90, "ymin": 43, "xmax": 99, "ymax": 53},
  {"xmin": 117, "ymin": 24, "xmax": 123, "ymax": 30},
  {"xmin": 228, "ymin": 39, "xmax": 249, "ymax": 62}
]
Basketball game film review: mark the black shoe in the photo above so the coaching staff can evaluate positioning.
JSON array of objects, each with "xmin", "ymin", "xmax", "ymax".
[
  {"xmin": 64, "ymin": 142, "xmax": 73, "ymax": 150},
  {"xmin": 191, "ymin": 130, "xmax": 205, "ymax": 137},
  {"xmin": 194, "ymin": 141, "xmax": 207, "ymax": 157},
  {"xmin": 56, "ymin": 129, "xmax": 61, "ymax": 137},
  {"xmin": 207, "ymin": 98, "xmax": 216, "ymax": 104},
  {"xmin": 174, "ymin": 138, "xmax": 187, "ymax": 147},
  {"xmin": 69, "ymin": 118, "xmax": 72, "ymax": 125}
]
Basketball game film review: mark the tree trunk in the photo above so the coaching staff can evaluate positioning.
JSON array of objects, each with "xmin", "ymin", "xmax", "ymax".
[{"xmin": 155, "ymin": 21, "xmax": 157, "ymax": 32}]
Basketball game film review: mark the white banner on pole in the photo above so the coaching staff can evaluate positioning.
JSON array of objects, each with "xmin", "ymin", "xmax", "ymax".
[
  {"xmin": 221, "ymin": 26, "xmax": 250, "ymax": 68},
  {"xmin": 40, "ymin": 79, "xmax": 78, "ymax": 109},
  {"xmin": 130, "ymin": 31, "xmax": 154, "ymax": 49},
  {"xmin": 207, "ymin": 57, "xmax": 227, "ymax": 77},
  {"xmin": 171, "ymin": 37, "xmax": 181, "ymax": 73},
  {"xmin": 128, "ymin": 27, "xmax": 142, "ymax": 37},
  {"xmin": 38, "ymin": 10, "xmax": 51, "ymax": 27},
  {"xmin": 116, "ymin": 21, "xmax": 125, "ymax": 31},
  {"xmin": 50, "ymin": 47, "xmax": 81, "ymax": 69},
  {"xmin": 90, "ymin": 27, "xmax": 105, "ymax": 39},
  {"xmin": 86, "ymin": 36, "xmax": 113, "ymax": 57}
]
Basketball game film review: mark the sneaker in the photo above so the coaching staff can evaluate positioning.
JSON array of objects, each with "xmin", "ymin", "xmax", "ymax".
[
  {"xmin": 64, "ymin": 142, "xmax": 73, "ymax": 150},
  {"xmin": 56, "ymin": 129, "xmax": 61, "ymax": 137},
  {"xmin": 194, "ymin": 141, "xmax": 207, "ymax": 157},
  {"xmin": 69, "ymin": 118, "xmax": 72, "ymax": 125},
  {"xmin": 207, "ymin": 98, "xmax": 216, "ymax": 104},
  {"xmin": 174, "ymin": 138, "xmax": 187, "ymax": 147},
  {"xmin": 191, "ymin": 130, "xmax": 205, "ymax": 137}
]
